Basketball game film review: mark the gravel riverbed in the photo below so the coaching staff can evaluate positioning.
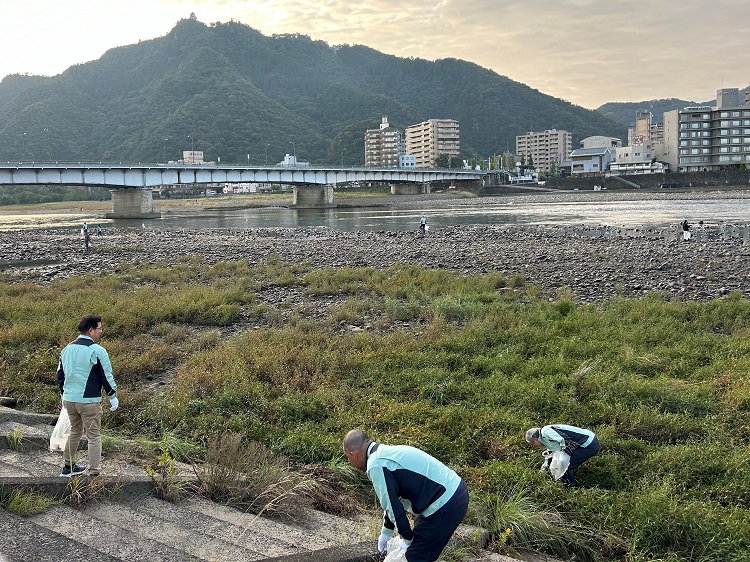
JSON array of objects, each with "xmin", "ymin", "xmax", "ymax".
[{"xmin": 2, "ymin": 190, "xmax": 750, "ymax": 303}]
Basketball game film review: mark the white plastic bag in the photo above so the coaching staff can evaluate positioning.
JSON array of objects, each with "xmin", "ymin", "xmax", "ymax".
[
  {"xmin": 549, "ymin": 450, "xmax": 571, "ymax": 481},
  {"xmin": 384, "ymin": 536, "xmax": 408, "ymax": 562},
  {"xmin": 49, "ymin": 406, "xmax": 71, "ymax": 451}
]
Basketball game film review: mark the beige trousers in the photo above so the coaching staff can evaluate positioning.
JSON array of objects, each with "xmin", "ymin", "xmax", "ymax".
[{"xmin": 63, "ymin": 401, "xmax": 102, "ymax": 471}]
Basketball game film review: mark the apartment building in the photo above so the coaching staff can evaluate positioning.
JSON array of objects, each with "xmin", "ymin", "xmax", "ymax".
[
  {"xmin": 662, "ymin": 88, "xmax": 750, "ymax": 172},
  {"xmin": 515, "ymin": 129, "xmax": 572, "ymax": 173},
  {"xmin": 364, "ymin": 117, "xmax": 403, "ymax": 168},
  {"xmin": 404, "ymin": 119, "xmax": 460, "ymax": 168}
]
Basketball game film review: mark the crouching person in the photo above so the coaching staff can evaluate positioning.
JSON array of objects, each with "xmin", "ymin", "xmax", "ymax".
[
  {"xmin": 525, "ymin": 424, "xmax": 600, "ymax": 487},
  {"xmin": 343, "ymin": 429, "xmax": 469, "ymax": 562}
]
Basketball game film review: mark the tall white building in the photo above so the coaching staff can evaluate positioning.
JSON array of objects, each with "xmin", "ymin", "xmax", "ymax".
[
  {"xmin": 404, "ymin": 119, "xmax": 460, "ymax": 168},
  {"xmin": 364, "ymin": 117, "xmax": 403, "ymax": 168},
  {"xmin": 662, "ymin": 88, "xmax": 750, "ymax": 172},
  {"xmin": 515, "ymin": 129, "xmax": 572, "ymax": 173}
]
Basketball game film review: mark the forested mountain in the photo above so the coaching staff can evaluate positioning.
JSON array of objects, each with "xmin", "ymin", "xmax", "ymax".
[
  {"xmin": 597, "ymin": 87, "xmax": 749, "ymax": 127},
  {"xmin": 0, "ymin": 17, "xmax": 627, "ymax": 166}
]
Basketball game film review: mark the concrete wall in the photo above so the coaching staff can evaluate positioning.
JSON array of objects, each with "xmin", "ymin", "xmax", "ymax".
[
  {"xmin": 545, "ymin": 170, "xmax": 750, "ymax": 191},
  {"xmin": 106, "ymin": 188, "xmax": 160, "ymax": 218},
  {"xmin": 292, "ymin": 184, "xmax": 335, "ymax": 207},
  {"xmin": 390, "ymin": 183, "xmax": 430, "ymax": 195}
]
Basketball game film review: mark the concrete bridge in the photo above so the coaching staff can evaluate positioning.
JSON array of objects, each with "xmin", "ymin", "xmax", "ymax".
[{"xmin": 0, "ymin": 163, "xmax": 485, "ymax": 218}]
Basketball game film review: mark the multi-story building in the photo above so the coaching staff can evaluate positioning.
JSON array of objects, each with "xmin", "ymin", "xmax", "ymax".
[
  {"xmin": 515, "ymin": 129, "xmax": 572, "ymax": 173},
  {"xmin": 404, "ymin": 119, "xmax": 460, "ymax": 168},
  {"xmin": 580, "ymin": 136, "xmax": 622, "ymax": 150},
  {"xmin": 628, "ymin": 111, "xmax": 652, "ymax": 146},
  {"xmin": 364, "ymin": 117, "xmax": 403, "ymax": 168},
  {"xmin": 662, "ymin": 88, "xmax": 750, "ymax": 172}
]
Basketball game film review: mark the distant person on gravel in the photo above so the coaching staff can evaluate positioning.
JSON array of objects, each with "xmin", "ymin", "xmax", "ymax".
[
  {"xmin": 343, "ymin": 429, "xmax": 468, "ymax": 562},
  {"xmin": 57, "ymin": 315, "xmax": 118, "ymax": 477},
  {"xmin": 525, "ymin": 424, "xmax": 600, "ymax": 487},
  {"xmin": 682, "ymin": 219, "xmax": 691, "ymax": 241},
  {"xmin": 419, "ymin": 216, "xmax": 427, "ymax": 236}
]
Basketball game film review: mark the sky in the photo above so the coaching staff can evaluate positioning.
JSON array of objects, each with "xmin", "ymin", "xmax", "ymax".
[{"xmin": 2, "ymin": 0, "xmax": 749, "ymax": 109}]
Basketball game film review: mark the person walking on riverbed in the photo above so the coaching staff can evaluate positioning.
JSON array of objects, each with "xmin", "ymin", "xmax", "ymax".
[
  {"xmin": 682, "ymin": 220, "xmax": 691, "ymax": 241},
  {"xmin": 419, "ymin": 216, "xmax": 427, "ymax": 236}
]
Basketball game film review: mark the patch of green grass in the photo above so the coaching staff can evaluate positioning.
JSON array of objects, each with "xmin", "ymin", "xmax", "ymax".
[
  {"xmin": 0, "ymin": 487, "xmax": 59, "ymax": 516},
  {"xmin": 5, "ymin": 427, "xmax": 24, "ymax": 450}
]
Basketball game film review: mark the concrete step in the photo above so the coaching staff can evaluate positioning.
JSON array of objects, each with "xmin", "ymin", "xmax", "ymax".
[
  {"xmin": 131, "ymin": 494, "xmax": 305, "ymax": 557},
  {"xmin": 29, "ymin": 503, "xmax": 201, "ymax": 562},
  {"xmin": 0, "ymin": 418, "xmax": 88, "ymax": 452},
  {"xmin": 179, "ymin": 495, "xmax": 371, "ymax": 550},
  {"xmin": 0, "ymin": 507, "xmax": 121, "ymax": 562},
  {"xmin": 1, "ymin": 447, "xmax": 148, "ymax": 479},
  {"xmin": 82, "ymin": 499, "xmax": 270, "ymax": 561}
]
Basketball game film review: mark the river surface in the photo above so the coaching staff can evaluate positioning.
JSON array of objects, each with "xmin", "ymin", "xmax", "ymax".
[{"xmin": 2, "ymin": 193, "xmax": 750, "ymax": 238}]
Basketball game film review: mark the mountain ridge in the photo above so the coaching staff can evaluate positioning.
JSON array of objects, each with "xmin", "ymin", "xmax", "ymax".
[{"xmin": 0, "ymin": 18, "xmax": 628, "ymax": 165}]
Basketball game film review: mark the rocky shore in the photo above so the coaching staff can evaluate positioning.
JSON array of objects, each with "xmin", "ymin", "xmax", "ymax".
[{"xmin": 2, "ymin": 190, "xmax": 750, "ymax": 303}]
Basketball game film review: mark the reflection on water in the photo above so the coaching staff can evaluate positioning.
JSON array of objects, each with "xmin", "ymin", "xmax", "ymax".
[{"xmin": 2, "ymin": 196, "xmax": 750, "ymax": 238}]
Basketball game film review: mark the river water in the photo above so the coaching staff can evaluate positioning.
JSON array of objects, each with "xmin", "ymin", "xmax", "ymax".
[{"xmin": 2, "ymin": 192, "xmax": 750, "ymax": 239}]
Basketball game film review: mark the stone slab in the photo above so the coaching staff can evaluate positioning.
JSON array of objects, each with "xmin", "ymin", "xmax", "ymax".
[{"xmin": 0, "ymin": 507, "xmax": 121, "ymax": 562}]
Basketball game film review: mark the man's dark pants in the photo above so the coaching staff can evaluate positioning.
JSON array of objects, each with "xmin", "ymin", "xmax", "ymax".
[
  {"xmin": 562, "ymin": 436, "xmax": 600, "ymax": 487},
  {"xmin": 406, "ymin": 480, "xmax": 469, "ymax": 562}
]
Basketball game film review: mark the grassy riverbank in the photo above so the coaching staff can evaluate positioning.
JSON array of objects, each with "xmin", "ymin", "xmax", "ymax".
[{"xmin": 1, "ymin": 258, "xmax": 749, "ymax": 561}]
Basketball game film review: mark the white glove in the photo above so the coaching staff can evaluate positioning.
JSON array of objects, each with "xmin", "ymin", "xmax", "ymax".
[
  {"xmin": 399, "ymin": 538, "xmax": 411, "ymax": 551},
  {"xmin": 377, "ymin": 533, "xmax": 390, "ymax": 553},
  {"xmin": 109, "ymin": 396, "xmax": 119, "ymax": 411}
]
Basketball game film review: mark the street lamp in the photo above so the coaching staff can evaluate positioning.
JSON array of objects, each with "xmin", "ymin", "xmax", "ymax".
[
  {"xmin": 247, "ymin": 153, "xmax": 250, "ymax": 167},
  {"xmin": 341, "ymin": 148, "xmax": 346, "ymax": 168},
  {"xmin": 22, "ymin": 132, "xmax": 27, "ymax": 161},
  {"xmin": 163, "ymin": 137, "xmax": 169, "ymax": 164},
  {"xmin": 289, "ymin": 141, "xmax": 296, "ymax": 165},
  {"xmin": 188, "ymin": 134, "xmax": 194, "ymax": 164},
  {"xmin": 265, "ymin": 144, "xmax": 269, "ymax": 166}
]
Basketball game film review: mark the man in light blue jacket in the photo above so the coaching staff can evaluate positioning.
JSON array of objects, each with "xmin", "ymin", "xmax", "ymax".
[
  {"xmin": 57, "ymin": 315, "xmax": 118, "ymax": 477},
  {"xmin": 343, "ymin": 429, "xmax": 468, "ymax": 562},
  {"xmin": 525, "ymin": 424, "xmax": 600, "ymax": 487}
]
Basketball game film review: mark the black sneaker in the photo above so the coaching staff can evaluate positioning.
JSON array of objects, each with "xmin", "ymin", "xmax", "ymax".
[{"xmin": 59, "ymin": 464, "xmax": 86, "ymax": 477}]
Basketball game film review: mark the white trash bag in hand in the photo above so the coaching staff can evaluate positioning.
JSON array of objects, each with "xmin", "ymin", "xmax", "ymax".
[
  {"xmin": 49, "ymin": 406, "xmax": 71, "ymax": 451},
  {"xmin": 384, "ymin": 535, "xmax": 408, "ymax": 562},
  {"xmin": 549, "ymin": 450, "xmax": 571, "ymax": 481}
]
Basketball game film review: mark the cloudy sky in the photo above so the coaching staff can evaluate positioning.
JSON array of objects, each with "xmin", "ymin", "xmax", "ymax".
[{"xmin": 2, "ymin": 0, "xmax": 748, "ymax": 109}]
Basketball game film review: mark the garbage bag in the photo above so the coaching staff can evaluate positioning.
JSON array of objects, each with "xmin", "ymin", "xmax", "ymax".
[
  {"xmin": 549, "ymin": 450, "xmax": 571, "ymax": 481},
  {"xmin": 49, "ymin": 406, "xmax": 71, "ymax": 451},
  {"xmin": 384, "ymin": 536, "xmax": 408, "ymax": 562}
]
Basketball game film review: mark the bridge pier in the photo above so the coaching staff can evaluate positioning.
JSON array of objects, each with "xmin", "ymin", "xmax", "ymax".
[
  {"xmin": 292, "ymin": 184, "xmax": 336, "ymax": 208},
  {"xmin": 390, "ymin": 183, "xmax": 431, "ymax": 195},
  {"xmin": 105, "ymin": 188, "xmax": 161, "ymax": 219}
]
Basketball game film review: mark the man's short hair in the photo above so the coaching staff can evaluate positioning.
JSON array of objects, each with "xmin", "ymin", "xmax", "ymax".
[
  {"xmin": 343, "ymin": 429, "xmax": 370, "ymax": 453},
  {"xmin": 78, "ymin": 315, "xmax": 102, "ymax": 333}
]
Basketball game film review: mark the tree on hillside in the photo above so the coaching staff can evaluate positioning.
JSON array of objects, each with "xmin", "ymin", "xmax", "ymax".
[{"xmin": 433, "ymin": 154, "xmax": 464, "ymax": 169}]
